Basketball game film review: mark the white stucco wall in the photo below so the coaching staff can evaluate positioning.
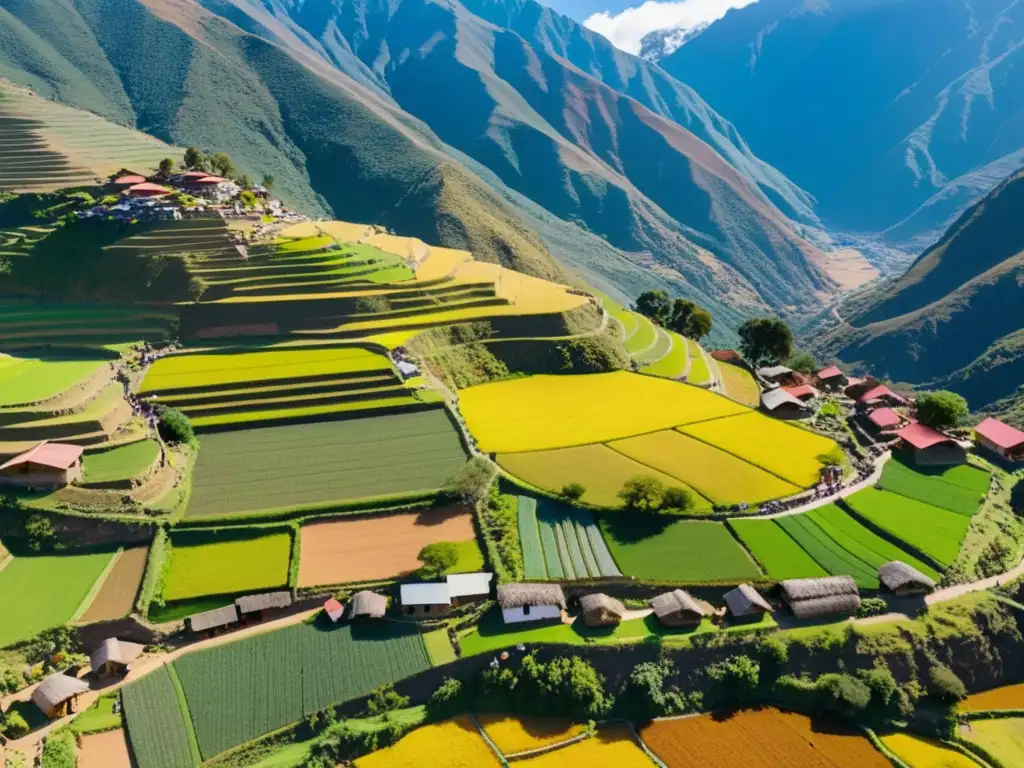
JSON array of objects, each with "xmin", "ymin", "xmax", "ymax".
[{"xmin": 501, "ymin": 605, "xmax": 561, "ymax": 624}]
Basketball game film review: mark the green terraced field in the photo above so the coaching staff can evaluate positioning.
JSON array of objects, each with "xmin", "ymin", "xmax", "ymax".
[
  {"xmin": 624, "ymin": 312, "xmax": 657, "ymax": 355},
  {"xmin": 0, "ymin": 356, "xmax": 108, "ymax": 406},
  {"xmin": 163, "ymin": 530, "xmax": 292, "ymax": 601},
  {"xmin": 599, "ymin": 516, "xmax": 761, "ymax": 583},
  {"xmin": 122, "ymin": 666, "xmax": 200, "ymax": 768},
  {"xmin": 186, "ymin": 410, "xmax": 468, "ymax": 517},
  {"xmin": 777, "ymin": 513, "xmax": 879, "ymax": 588},
  {"xmin": 879, "ymin": 458, "xmax": 988, "ymax": 516},
  {"xmin": 517, "ymin": 496, "xmax": 547, "ymax": 578},
  {"xmin": 641, "ymin": 330, "xmax": 689, "ymax": 378},
  {"xmin": 685, "ymin": 339, "xmax": 711, "ymax": 384},
  {"xmin": 82, "ymin": 439, "xmax": 160, "ymax": 485},
  {"xmin": 843, "ymin": 488, "xmax": 970, "ymax": 567},
  {"xmin": 727, "ymin": 518, "xmax": 828, "ymax": 581}
]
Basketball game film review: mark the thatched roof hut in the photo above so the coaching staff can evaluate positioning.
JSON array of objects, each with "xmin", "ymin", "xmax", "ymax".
[
  {"xmin": 90, "ymin": 638, "xmax": 145, "ymax": 676},
  {"xmin": 723, "ymin": 584, "xmax": 773, "ymax": 618},
  {"xmin": 780, "ymin": 576, "xmax": 861, "ymax": 619},
  {"xmin": 649, "ymin": 589, "xmax": 708, "ymax": 627},
  {"xmin": 497, "ymin": 583, "xmax": 566, "ymax": 610},
  {"xmin": 579, "ymin": 593, "xmax": 626, "ymax": 627},
  {"xmin": 32, "ymin": 674, "xmax": 89, "ymax": 718},
  {"xmin": 187, "ymin": 604, "xmax": 239, "ymax": 633},
  {"xmin": 879, "ymin": 561, "xmax": 936, "ymax": 595},
  {"xmin": 349, "ymin": 590, "xmax": 387, "ymax": 618},
  {"xmin": 235, "ymin": 591, "xmax": 292, "ymax": 615}
]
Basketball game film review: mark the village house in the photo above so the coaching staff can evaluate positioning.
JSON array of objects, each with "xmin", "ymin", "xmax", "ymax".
[
  {"xmin": 446, "ymin": 572, "xmax": 493, "ymax": 605},
  {"xmin": 649, "ymin": 589, "xmax": 709, "ymax": 627},
  {"xmin": 189, "ymin": 175, "xmax": 241, "ymax": 203},
  {"xmin": 579, "ymin": 593, "xmax": 626, "ymax": 627},
  {"xmin": 844, "ymin": 376, "xmax": 881, "ymax": 400},
  {"xmin": 780, "ymin": 576, "xmax": 860, "ymax": 619},
  {"xmin": 235, "ymin": 591, "xmax": 292, "ymax": 621},
  {"xmin": 756, "ymin": 365, "xmax": 799, "ymax": 387},
  {"xmin": 187, "ymin": 604, "xmax": 239, "ymax": 636},
  {"xmin": 895, "ymin": 422, "xmax": 967, "ymax": 466},
  {"xmin": 125, "ymin": 182, "xmax": 171, "ymax": 198},
  {"xmin": 861, "ymin": 407, "xmax": 907, "ymax": 438},
  {"xmin": 348, "ymin": 590, "xmax": 387, "ymax": 619},
  {"xmin": 400, "ymin": 583, "xmax": 451, "ymax": 618},
  {"xmin": 783, "ymin": 384, "xmax": 819, "ymax": 402},
  {"xmin": 878, "ymin": 561, "xmax": 936, "ymax": 596},
  {"xmin": 857, "ymin": 384, "xmax": 909, "ymax": 409},
  {"xmin": 0, "ymin": 441, "xmax": 84, "ymax": 489},
  {"xmin": 324, "ymin": 598, "xmax": 345, "ymax": 623},
  {"xmin": 497, "ymin": 583, "xmax": 566, "ymax": 624},
  {"xmin": 974, "ymin": 418, "xmax": 1024, "ymax": 462},
  {"xmin": 815, "ymin": 365, "xmax": 849, "ymax": 391},
  {"xmin": 761, "ymin": 388, "xmax": 811, "ymax": 419},
  {"xmin": 723, "ymin": 584, "xmax": 773, "ymax": 621},
  {"xmin": 90, "ymin": 638, "xmax": 145, "ymax": 678},
  {"xmin": 32, "ymin": 673, "xmax": 89, "ymax": 719}
]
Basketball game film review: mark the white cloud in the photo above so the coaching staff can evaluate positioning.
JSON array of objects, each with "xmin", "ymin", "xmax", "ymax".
[{"xmin": 584, "ymin": 0, "xmax": 757, "ymax": 55}]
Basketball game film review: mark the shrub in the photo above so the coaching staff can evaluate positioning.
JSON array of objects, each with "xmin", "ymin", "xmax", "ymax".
[
  {"xmin": 914, "ymin": 391, "xmax": 969, "ymax": 430},
  {"xmin": 156, "ymin": 406, "xmax": 195, "ymax": 446},
  {"xmin": 366, "ymin": 683, "xmax": 410, "ymax": 716},
  {"xmin": 661, "ymin": 486, "xmax": 694, "ymax": 513},
  {"xmin": 928, "ymin": 664, "xmax": 966, "ymax": 702},
  {"xmin": 757, "ymin": 636, "xmax": 789, "ymax": 666},
  {"xmin": 818, "ymin": 673, "xmax": 872, "ymax": 715},
  {"xmin": 616, "ymin": 660, "xmax": 691, "ymax": 719},
  {"xmin": 41, "ymin": 727, "xmax": 76, "ymax": 768},
  {"xmin": 482, "ymin": 654, "xmax": 612, "ymax": 718},
  {"xmin": 417, "ymin": 542, "xmax": 459, "ymax": 580},
  {"xmin": 427, "ymin": 678, "xmax": 464, "ymax": 719},
  {"xmin": 857, "ymin": 597, "xmax": 889, "ymax": 618},
  {"xmin": 24, "ymin": 513, "xmax": 57, "ymax": 552},
  {"xmin": 706, "ymin": 655, "xmax": 760, "ymax": 704},
  {"xmin": 1, "ymin": 710, "xmax": 29, "ymax": 738},
  {"xmin": 442, "ymin": 457, "xmax": 494, "ymax": 506},
  {"xmin": 354, "ymin": 295, "xmax": 390, "ymax": 314},
  {"xmin": 618, "ymin": 476, "xmax": 665, "ymax": 511},
  {"xmin": 561, "ymin": 482, "xmax": 586, "ymax": 501}
]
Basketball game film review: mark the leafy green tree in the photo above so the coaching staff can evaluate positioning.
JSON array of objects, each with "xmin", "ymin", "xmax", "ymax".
[
  {"xmin": 427, "ymin": 678, "xmax": 464, "ymax": 719},
  {"xmin": 158, "ymin": 158, "xmax": 175, "ymax": 176},
  {"xmin": 661, "ymin": 486, "xmax": 693, "ymax": 513},
  {"xmin": 786, "ymin": 350, "xmax": 818, "ymax": 374},
  {"xmin": 262, "ymin": 174, "xmax": 275, "ymax": 191},
  {"xmin": 561, "ymin": 482, "xmax": 586, "ymax": 501},
  {"xmin": 183, "ymin": 147, "xmax": 208, "ymax": 171},
  {"xmin": 516, "ymin": 654, "xmax": 612, "ymax": 717},
  {"xmin": 417, "ymin": 542, "xmax": 459, "ymax": 579},
  {"xmin": 928, "ymin": 664, "xmax": 967, "ymax": 702},
  {"xmin": 818, "ymin": 673, "xmax": 872, "ymax": 715},
  {"xmin": 668, "ymin": 299, "xmax": 712, "ymax": 340},
  {"xmin": 618, "ymin": 476, "xmax": 665, "ymax": 511},
  {"xmin": 738, "ymin": 317, "xmax": 794, "ymax": 367},
  {"xmin": 616, "ymin": 660, "xmax": 689, "ymax": 718},
  {"xmin": 442, "ymin": 457, "xmax": 494, "ymax": 506},
  {"xmin": 634, "ymin": 290, "xmax": 672, "ymax": 324},
  {"xmin": 915, "ymin": 391, "xmax": 969, "ymax": 430},
  {"xmin": 706, "ymin": 655, "xmax": 760, "ymax": 703},
  {"xmin": 1, "ymin": 709, "xmax": 29, "ymax": 738},
  {"xmin": 209, "ymin": 152, "xmax": 235, "ymax": 178},
  {"xmin": 156, "ymin": 406, "xmax": 196, "ymax": 446},
  {"xmin": 24, "ymin": 514, "xmax": 57, "ymax": 552},
  {"xmin": 366, "ymin": 683, "xmax": 410, "ymax": 716}
]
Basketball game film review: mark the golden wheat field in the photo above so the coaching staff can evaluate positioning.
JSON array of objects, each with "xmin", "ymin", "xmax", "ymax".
[
  {"xmin": 961, "ymin": 717, "xmax": 1024, "ymax": 765},
  {"xmin": 354, "ymin": 715, "xmax": 500, "ymax": 768},
  {"xmin": 961, "ymin": 683, "xmax": 1024, "ymax": 712},
  {"xmin": 476, "ymin": 713, "xmax": 585, "ymax": 754},
  {"xmin": 880, "ymin": 733, "xmax": 978, "ymax": 768},
  {"xmin": 512, "ymin": 725, "xmax": 653, "ymax": 767}
]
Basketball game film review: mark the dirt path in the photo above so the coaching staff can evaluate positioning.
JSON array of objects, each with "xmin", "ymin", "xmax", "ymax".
[
  {"xmin": 757, "ymin": 451, "xmax": 889, "ymax": 520},
  {"xmin": 702, "ymin": 346, "xmax": 724, "ymax": 393}
]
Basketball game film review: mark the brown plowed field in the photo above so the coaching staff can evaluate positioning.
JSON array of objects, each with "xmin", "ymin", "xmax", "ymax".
[
  {"xmin": 78, "ymin": 728, "xmax": 133, "ymax": 768},
  {"xmin": 80, "ymin": 547, "xmax": 149, "ymax": 622},
  {"xmin": 299, "ymin": 506, "xmax": 475, "ymax": 586},
  {"xmin": 639, "ymin": 709, "xmax": 889, "ymax": 768}
]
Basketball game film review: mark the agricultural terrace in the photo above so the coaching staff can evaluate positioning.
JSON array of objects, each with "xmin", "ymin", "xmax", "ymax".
[
  {"xmin": 514, "ymin": 725, "xmax": 653, "ymax": 767},
  {"xmin": 0, "ymin": 303, "xmax": 175, "ymax": 351},
  {"xmin": 0, "ymin": 354, "xmax": 109, "ymax": 407},
  {"xmin": 477, "ymin": 714, "xmax": 585, "ymax": 754},
  {"xmin": 0, "ymin": 550, "xmax": 113, "ymax": 648},
  {"xmin": 173, "ymin": 621, "xmax": 430, "ymax": 758},
  {"xmin": 599, "ymin": 515, "xmax": 761, "ymax": 582},
  {"xmin": 844, "ymin": 488, "xmax": 972, "ymax": 567},
  {"xmin": 516, "ymin": 496, "xmax": 621, "ymax": 579},
  {"xmin": 122, "ymin": 665, "xmax": 200, "ymax": 768},
  {"xmin": 163, "ymin": 530, "xmax": 292, "ymax": 601},
  {"xmin": 79, "ymin": 546, "xmax": 149, "ymax": 622},
  {"xmin": 640, "ymin": 330, "xmax": 690, "ymax": 378},
  {"xmin": 961, "ymin": 718, "xmax": 1024, "ymax": 765},
  {"xmin": 104, "ymin": 219, "xmax": 235, "ymax": 261},
  {"xmin": 962, "ymin": 682, "xmax": 1024, "ymax": 711},
  {"xmin": 878, "ymin": 457, "xmax": 989, "ymax": 515},
  {"xmin": 639, "ymin": 708, "xmax": 889, "ymax": 767},
  {"xmin": 719, "ymin": 361, "xmax": 760, "ymax": 407},
  {"xmin": 186, "ymin": 410, "xmax": 468, "ymax": 518},
  {"xmin": 82, "ymin": 440, "xmax": 160, "ymax": 485},
  {"xmin": 355, "ymin": 715, "xmax": 501, "ymax": 768},
  {"xmin": 729, "ymin": 518, "xmax": 829, "ymax": 581},
  {"xmin": 298, "ymin": 507, "xmax": 478, "ymax": 586},
  {"xmin": 880, "ymin": 734, "xmax": 977, "ymax": 767}
]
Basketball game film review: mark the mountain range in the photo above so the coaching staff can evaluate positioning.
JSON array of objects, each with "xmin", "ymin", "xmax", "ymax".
[
  {"xmin": 661, "ymin": 0, "xmax": 1024, "ymax": 250},
  {"xmin": 0, "ymin": 0, "xmax": 855, "ymax": 341}
]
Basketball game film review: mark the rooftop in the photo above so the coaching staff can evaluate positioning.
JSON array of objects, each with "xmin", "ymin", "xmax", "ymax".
[
  {"xmin": 817, "ymin": 365, "xmax": 844, "ymax": 380},
  {"xmin": 896, "ymin": 422, "xmax": 956, "ymax": 450},
  {"xmin": 188, "ymin": 604, "xmax": 239, "ymax": 632},
  {"xmin": 784, "ymin": 384, "xmax": 818, "ymax": 399},
  {"xmin": 31, "ymin": 674, "xmax": 89, "ymax": 711},
  {"xmin": 90, "ymin": 638, "xmax": 145, "ymax": 670},
  {"xmin": 447, "ymin": 572, "xmax": 493, "ymax": 598},
  {"xmin": 235, "ymin": 591, "xmax": 292, "ymax": 614},
  {"xmin": 879, "ymin": 561, "xmax": 936, "ymax": 592},
  {"xmin": 761, "ymin": 388, "xmax": 808, "ymax": 411},
  {"xmin": 867, "ymin": 407, "xmax": 902, "ymax": 428},
  {"xmin": 757, "ymin": 365, "xmax": 793, "ymax": 379},
  {"xmin": 858, "ymin": 384, "xmax": 908, "ymax": 404},
  {"xmin": 723, "ymin": 584, "xmax": 773, "ymax": 617},
  {"xmin": 349, "ymin": 590, "xmax": 387, "ymax": 618},
  {"xmin": 975, "ymin": 417, "xmax": 1024, "ymax": 450},
  {"xmin": 497, "ymin": 583, "xmax": 566, "ymax": 610},
  {"xmin": 650, "ymin": 589, "xmax": 707, "ymax": 618},
  {"xmin": 0, "ymin": 441, "xmax": 84, "ymax": 472},
  {"xmin": 400, "ymin": 582, "xmax": 451, "ymax": 606}
]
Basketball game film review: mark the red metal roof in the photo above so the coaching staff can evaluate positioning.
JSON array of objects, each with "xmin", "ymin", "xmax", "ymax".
[
  {"xmin": 113, "ymin": 174, "xmax": 146, "ymax": 185},
  {"xmin": 784, "ymin": 384, "xmax": 818, "ymax": 399},
  {"xmin": 324, "ymin": 598, "xmax": 342, "ymax": 612},
  {"xmin": 180, "ymin": 171, "xmax": 211, "ymax": 178},
  {"xmin": 867, "ymin": 408, "xmax": 902, "ymax": 428},
  {"xmin": 975, "ymin": 417, "xmax": 1024, "ymax": 450},
  {"xmin": 896, "ymin": 422, "xmax": 955, "ymax": 450},
  {"xmin": 0, "ymin": 441, "xmax": 84, "ymax": 472},
  {"xmin": 817, "ymin": 365, "xmax": 844, "ymax": 380},
  {"xmin": 127, "ymin": 182, "xmax": 170, "ymax": 195},
  {"xmin": 858, "ymin": 384, "xmax": 908, "ymax": 404},
  {"xmin": 194, "ymin": 176, "xmax": 228, "ymax": 184}
]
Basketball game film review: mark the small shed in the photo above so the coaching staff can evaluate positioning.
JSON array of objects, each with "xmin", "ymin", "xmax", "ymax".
[
  {"xmin": 348, "ymin": 590, "xmax": 387, "ymax": 619},
  {"xmin": 32, "ymin": 673, "xmax": 89, "ymax": 719},
  {"xmin": 858, "ymin": 384, "xmax": 908, "ymax": 408},
  {"xmin": 235, "ymin": 591, "xmax": 292, "ymax": 619},
  {"xmin": 863, "ymin": 407, "xmax": 905, "ymax": 436},
  {"xmin": 0, "ymin": 441, "xmax": 84, "ymax": 489},
  {"xmin": 446, "ymin": 572, "xmax": 493, "ymax": 605},
  {"xmin": 497, "ymin": 583, "xmax": 566, "ymax": 624},
  {"xmin": 784, "ymin": 384, "xmax": 819, "ymax": 402},
  {"xmin": 896, "ymin": 423, "xmax": 966, "ymax": 466},
  {"xmin": 400, "ymin": 583, "xmax": 451, "ymax": 618},
  {"xmin": 187, "ymin": 604, "xmax": 239, "ymax": 635},
  {"xmin": 649, "ymin": 589, "xmax": 708, "ymax": 627},
  {"xmin": 761, "ymin": 388, "xmax": 811, "ymax": 419},
  {"xmin": 780, "ymin": 576, "xmax": 861, "ymax": 619},
  {"xmin": 324, "ymin": 598, "xmax": 345, "ymax": 623},
  {"xmin": 879, "ymin": 561, "xmax": 936, "ymax": 596},
  {"xmin": 816, "ymin": 365, "xmax": 848, "ymax": 390},
  {"xmin": 757, "ymin": 365, "xmax": 796, "ymax": 385},
  {"xmin": 579, "ymin": 593, "xmax": 626, "ymax": 627},
  {"xmin": 723, "ymin": 584, "xmax": 773, "ymax": 619},
  {"xmin": 89, "ymin": 638, "xmax": 145, "ymax": 678},
  {"xmin": 974, "ymin": 418, "xmax": 1024, "ymax": 462}
]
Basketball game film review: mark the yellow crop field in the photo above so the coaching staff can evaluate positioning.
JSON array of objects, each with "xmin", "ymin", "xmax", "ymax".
[
  {"xmin": 278, "ymin": 220, "xmax": 374, "ymax": 242},
  {"xmin": 514, "ymin": 726, "xmax": 653, "ymax": 767},
  {"xmin": 365, "ymin": 233, "xmax": 429, "ymax": 263},
  {"xmin": 417, "ymin": 247, "xmax": 472, "ymax": 281},
  {"xmin": 608, "ymin": 430, "xmax": 800, "ymax": 505},
  {"xmin": 355, "ymin": 715, "xmax": 500, "ymax": 768},
  {"xmin": 961, "ymin": 718, "xmax": 1024, "ymax": 766},
  {"xmin": 454, "ymin": 261, "xmax": 586, "ymax": 313},
  {"xmin": 962, "ymin": 683, "xmax": 1024, "ymax": 711},
  {"xmin": 880, "ymin": 734, "xmax": 977, "ymax": 767},
  {"xmin": 720, "ymin": 362, "xmax": 761, "ymax": 407},
  {"xmin": 476, "ymin": 714, "xmax": 584, "ymax": 754},
  {"xmin": 497, "ymin": 443, "xmax": 711, "ymax": 510},
  {"xmin": 680, "ymin": 412, "xmax": 841, "ymax": 488},
  {"xmin": 461, "ymin": 372, "xmax": 748, "ymax": 453}
]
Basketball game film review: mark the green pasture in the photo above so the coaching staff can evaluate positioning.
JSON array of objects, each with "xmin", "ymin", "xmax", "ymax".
[
  {"xmin": 728, "ymin": 518, "xmax": 828, "ymax": 581},
  {"xmin": 776, "ymin": 513, "xmax": 879, "ymax": 588},
  {"xmin": 163, "ymin": 532, "xmax": 292, "ymax": 601},
  {"xmin": 71, "ymin": 694, "xmax": 121, "ymax": 735},
  {"xmin": 641, "ymin": 330, "xmax": 689, "ymax": 378},
  {"xmin": 686, "ymin": 339, "xmax": 711, "ymax": 384},
  {"xmin": 0, "ymin": 356, "xmax": 107, "ymax": 406},
  {"xmin": 186, "ymin": 410, "xmax": 467, "ymax": 518},
  {"xmin": 624, "ymin": 312, "xmax": 657, "ymax": 355},
  {"xmin": 122, "ymin": 665, "xmax": 200, "ymax": 768},
  {"xmin": 843, "ymin": 488, "xmax": 970, "ymax": 567},
  {"xmin": 598, "ymin": 516, "xmax": 761, "ymax": 582},
  {"xmin": 879, "ymin": 458, "xmax": 988, "ymax": 516},
  {"xmin": 82, "ymin": 439, "xmax": 160, "ymax": 484},
  {"xmin": 0, "ymin": 550, "xmax": 113, "ymax": 648},
  {"xmin": 173, "ymin": 619, "xmax": 430, "ymax": 759}
]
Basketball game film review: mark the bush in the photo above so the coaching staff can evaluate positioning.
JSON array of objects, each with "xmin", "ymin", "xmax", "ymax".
[
  {"xmin": 156, "ymin": 406, "xmax": 195, "ymax": 446},
  {"xmin": 616, "ymin": 660, "xmax": 692, "ymax": 719},
  {"xmin": 354, "ymin": 295, "xmax": 390, "ymax": 314},
  {"xmin": 24, "ymin": 513, "xmax": 57, "ymax": 553},
  {"xmin": 1, "ymin": 710, "xmax": 29, "ymax": 738},
  {"xmin": 41, "ymin": 727, "xmax": 76, "ymax": 768},
  {"xmin": 914, "ymin": 391, "xmax": 969, "ymax": 430},
  {"xmin": 706, "ymin": 655, "xmax": 760, "ymax": 704},
  {"xmin": 618, "ymin": 476, "xmax": 665, "ymax": 511},
  {"xmin": 757, "ymin": 636, "xmax": 789, "ymax": 666},
  {"xmin": 561, "ymin": 482, "xmax": 586, "ymax": 501},
  {"xmin": 417, "ymin": 542, "xmax": 459, "ymax": 580},
  {"xmin": 857, "ymin": 597, "xmax": 889, "ymax": 618},
  {"xmin": 427, "ymin": 678, "xmax": 464, "ymax": 719},
  {"xmin": 661, "ymin": 486, "xmax": 694, "ymax": 513},
  {"xmin": 442, "ymin": 458, "xmax": 494, "ymax": 506},
  {"xmin": 928, "ymin": 664, "xmax": 967, "ymax": 702},
  {"xmin": 818, "ymin": 673, "xmax": 872, "ymax": 715},
  {"xmin": 480, "ymin": 654, "xmax": 612, "ymax": 718},
  {"xmin": 366, "ymin": 683, "xmax": 410, "ymax": 716}
]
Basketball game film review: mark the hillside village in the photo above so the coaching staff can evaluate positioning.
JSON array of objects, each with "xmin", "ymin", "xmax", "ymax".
[{"xmin": 1, "ymin": 94, "xmax": 1024, "ymax": 768}]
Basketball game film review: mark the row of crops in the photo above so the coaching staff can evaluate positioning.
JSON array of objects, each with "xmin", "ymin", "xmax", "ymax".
[{"xmin": 517, "ymin": 496, "xmax": 621, "ymax": 580}]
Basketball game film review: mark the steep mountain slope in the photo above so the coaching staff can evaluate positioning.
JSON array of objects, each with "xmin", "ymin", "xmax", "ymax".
[
  {"xmin": 0, "ymin": 0, "xmax": 840, "ymax": 336},
  {"xmin": 661, "ymin": 0, "xmax": 1024, "ymax": 248},
  {"xmin": 815, "ymin": 168, "xmax": 1024, "ymax": 425}
]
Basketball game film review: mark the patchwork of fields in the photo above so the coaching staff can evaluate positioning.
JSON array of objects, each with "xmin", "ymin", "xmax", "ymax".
[
  {"xmin": 517, "ymin": 496, "xmax": 621, "ymax": 580},
  {"xmin": 186, "ymin": 410, "xmax": 468, "ymax": 517}
]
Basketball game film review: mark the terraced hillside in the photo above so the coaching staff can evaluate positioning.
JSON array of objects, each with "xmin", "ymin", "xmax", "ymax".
[{"xmin": 0, "ymin": 82, "xmax": 176, "ymax": 192}]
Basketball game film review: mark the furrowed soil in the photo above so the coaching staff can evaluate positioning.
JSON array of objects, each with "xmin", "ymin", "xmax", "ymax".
[
  {"xmin": 80, "ymin": 547, "xmax": 149, "ymax": 622},
  {"xmin": 78, "ymin": 728, "xmax": 133, "ymax": 768},
  {"xmin": 298, "ymin": 507, "xmax": 475, "ymax": 586}
]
